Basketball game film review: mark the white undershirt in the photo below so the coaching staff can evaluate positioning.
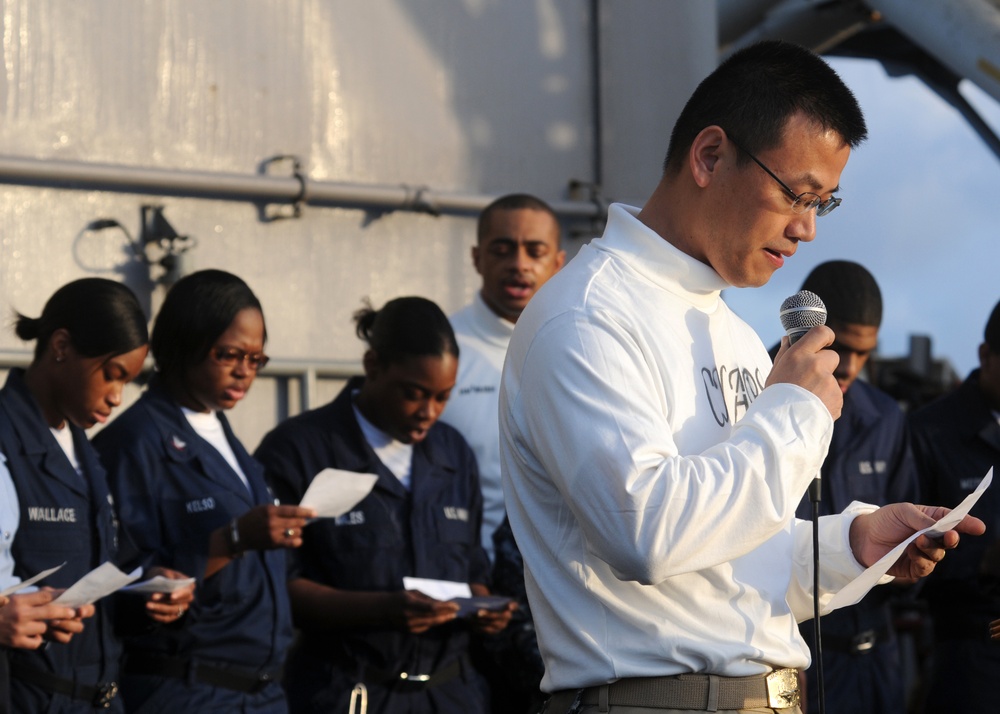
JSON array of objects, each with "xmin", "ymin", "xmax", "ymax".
[
  {"xmin": 182, "ymin": 407, "xmax": 251, "ymax": 493},
  {"xmin": 352, "ymin": 394, "xmax": 413, "ymax": 490},
  {"xmin": 50, "ymin": 425, "xmax": 82, "ymax": 476}
]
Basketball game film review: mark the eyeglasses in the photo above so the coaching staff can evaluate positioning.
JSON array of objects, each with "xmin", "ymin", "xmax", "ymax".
[
  {"xmin": 212, "ymin": 346, "xmax": 270, "ymax": 370},
  {"xmin": 727, "ymin": 135, "xmax": 842, "ymax": 217}
]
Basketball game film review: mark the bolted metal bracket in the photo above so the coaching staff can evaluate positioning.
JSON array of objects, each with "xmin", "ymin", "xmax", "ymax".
[{"xmin": 257, "ymin": 154, "xmax": 307, "ymax": 222}]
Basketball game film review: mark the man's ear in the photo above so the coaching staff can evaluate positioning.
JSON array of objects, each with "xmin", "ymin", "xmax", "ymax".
[
  {"xmin": 689, "ymin": 125, "xmax": 727, "ymax": 189},
  {"xmin": 979, "ymin": 341, "xmax": 992, "ymax": 370},
  {"xmin": 471, "ymin": 244, "xmax": 483, "ymax": 276}
]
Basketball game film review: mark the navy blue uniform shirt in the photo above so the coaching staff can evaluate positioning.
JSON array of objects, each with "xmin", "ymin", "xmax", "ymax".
[
  {"xmin": 909, "ymin": 369, "xmax": 1000, "ymax": 714},
  {"xmin": 0, "ymin": 369, "xmax": 123, "ymax": 713},
  {"xmin": 92, "ymin": 378, "xmax": 293, "ymax": 675},
  {"xmin": 795, "ymin": 378, "xmax": 919, "ymax": 714},
  {"xmin": 254, "ymin": 378, "xmax": 490, "ymax": 713}
]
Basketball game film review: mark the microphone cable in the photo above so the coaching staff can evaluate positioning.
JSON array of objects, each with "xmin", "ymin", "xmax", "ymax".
[{"xmin": 811, "ymin": 477, "xmax": 825, "ymax": 714}]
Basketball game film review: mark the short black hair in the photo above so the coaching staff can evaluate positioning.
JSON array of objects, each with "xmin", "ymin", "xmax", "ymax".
[
  {"xmin": 15, "ymin": 278, "xmax": 148, "ymax": 362},
  {"xmin": 151, "ymin": 269, "xmax": 265, "ymax": 380},
  {"xmin": 801, "ymin": 260, "xmax": 882, "ymax": 327},
  {"xmin": 476, "ymin": 193, "xmax": 560, "ymax": 245},
  {"xmin": 354, "ymin": 296, "xmax": 458, "ymax": 366},
  {"xmin": 663, "ymin": 40, "xmax": 867, "ymax": 173},
  {"xmin": 985, "ymin": 299, "xmax": 1000, "ymax": 352}
]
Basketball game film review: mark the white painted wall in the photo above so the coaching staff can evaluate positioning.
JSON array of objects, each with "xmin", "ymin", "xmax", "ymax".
[{"xmin": 0, "ymin": 0, "xmax": 714, "ymax": 447}]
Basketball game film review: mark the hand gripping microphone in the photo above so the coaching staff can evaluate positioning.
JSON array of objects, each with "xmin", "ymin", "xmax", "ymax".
[{"xmin": 779, "ymin": 289, "xmax": 827, "ymax": 345}]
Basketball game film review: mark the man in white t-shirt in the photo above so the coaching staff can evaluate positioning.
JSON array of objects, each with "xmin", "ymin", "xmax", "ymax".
[
  {"xmin": 500, "ymin": 40, "xmax": 985, "ymax": 714},
  {"xmin": 441, "ymin": 193, "xmax": 565, "ymax": 561}
]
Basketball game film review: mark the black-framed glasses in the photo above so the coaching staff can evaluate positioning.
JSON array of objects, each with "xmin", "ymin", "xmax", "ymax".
[
  {"xmin": 212, "ymin": 346, "xmax": 270, "ymax": 370},
  {"xmin": 727, "ymin": 135, "xmax": 842, "ymax": 217}
]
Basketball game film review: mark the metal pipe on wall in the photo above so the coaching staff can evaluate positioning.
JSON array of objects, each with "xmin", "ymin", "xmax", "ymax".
[{"xmin": 0, "ymin": 154, "xmax": 606, "ymax": 221}]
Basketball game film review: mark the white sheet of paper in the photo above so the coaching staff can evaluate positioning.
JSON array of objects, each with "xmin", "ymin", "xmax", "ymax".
[
  {"xmin": 402, "ymin": 576, "xmax": 472, "ymax": 601},
  {"xmin": 52, "ymin": 563, "xmax": 143, "ymax": 608},
  {"xmin": 453, "ymin": 594, "xmax": 514, "ymax": 617},
  {"xmin": 829, "ymin": 466, "xmax": 993, "ymax": 610},
  {"xmin": 299, "ymin": 468, "xmax": 378, "ymax": 518},
  {"xmin": 0, "ymin": 562, "xmax": 65, "ymax": 598},
  {"xmin": 120, "ymin": 576, "xmax": 195, "ymax": 595}
]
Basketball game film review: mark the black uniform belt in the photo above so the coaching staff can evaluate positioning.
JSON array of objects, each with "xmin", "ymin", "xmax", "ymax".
[
  {"xmin": 552, "ymin": 669, "xmax": 801, "ymax": 711},
  {"xmin": 124, "ymin": 653, "xmax": 279, "ymax": 694},
  {"xmin": 822, "ymin": 627, "xmax": 891, "ymax": 654},
  {"xmin": 10, "ymin": 661, "xmax": 119, "ymax": 709},
  {"xmin": 359, "ymin": 656, "xmax": 465, "ymax": 692}
]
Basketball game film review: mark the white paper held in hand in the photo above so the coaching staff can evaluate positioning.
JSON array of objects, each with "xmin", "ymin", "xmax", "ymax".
[
  {"xmin": 828, "ymin": 466, "xmax": 992, "ymax": 610},
  {"xmin": 299, "ymin": 467, "xmax": 378, "ymax": 518},
  {"xmin": 0, "ymin": 562, "xmax": 65, "ymax": 598},
  {"xmin": 121, "ymin": 576, "xmax": 196, "ymax": 595},
  {"xmin": 52, "ymin": 562, "xmax": 143, "ymax": 608}
]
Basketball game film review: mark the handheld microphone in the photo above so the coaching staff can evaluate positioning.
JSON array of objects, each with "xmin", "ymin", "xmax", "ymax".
[
  {"xmin": 779, "ymin": 289, "xmax": 827, "ymax": 506},
  {"xmin": 779, "ymin": 289, "xmax": 827, "ymax": 345}
]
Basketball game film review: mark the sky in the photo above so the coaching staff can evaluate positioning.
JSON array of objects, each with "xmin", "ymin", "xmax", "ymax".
[{"xmin": 724, "ymin": 56, "xmax": 1000, "ymax": 379}]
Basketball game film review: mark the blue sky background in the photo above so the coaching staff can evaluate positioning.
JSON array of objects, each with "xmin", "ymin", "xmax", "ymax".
[{"xmin": 724, "ymin": 56, "xmax": 1000, "ymax": 379}]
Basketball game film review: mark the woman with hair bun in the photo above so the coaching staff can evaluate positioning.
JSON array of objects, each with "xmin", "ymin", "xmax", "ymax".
[
  {"xmin": 0, "ymin": 278, "xmax": 188, "ymax": 713},
  {"xmin": 255, "ymin": 296, "xmax": 514, "ymax": 714},
  {"xmin": 93, "ymin": 269, "xmax": 314, "ymax": 713}
]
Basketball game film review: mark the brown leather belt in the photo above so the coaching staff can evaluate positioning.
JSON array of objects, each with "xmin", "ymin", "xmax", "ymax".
[{"xmin": 554, "ymin": 668, "xmax": 800, "ymax": 711}]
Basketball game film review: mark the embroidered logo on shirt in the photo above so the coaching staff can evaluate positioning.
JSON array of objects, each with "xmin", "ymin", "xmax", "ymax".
[
  {"xmin": 961, "ymin": 478, "xmax": 981, "ymax": 491},
  {"xmin": 334, "ymin": 510, "xmax": 365, "ymax": 526},
  {"xmin": 185, "ymin": 497, "xmax": 216, "ymax": 514},
  {"xmin": 443, "ymin": 507, "xmax": 469, "ymax": 522},
  {"xmin": 27, "ymin": 506, "xmax": 77, "ymax": 523},
  {"xmin": 858, "ymin": 460, "xmax": 887, "ymax": 475}
]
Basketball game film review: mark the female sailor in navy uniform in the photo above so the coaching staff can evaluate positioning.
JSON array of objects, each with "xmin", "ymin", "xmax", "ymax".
[
  {"xmin": 94, "ymin": 270, "xmax": 314, "ymax": 713},
  {"xmin": 255, "ymin": 296, "xmax": 514, "ymax": 714},
  {"xmin": 0, "ymin": 278, "xmax": 191, "ymax": 712}
]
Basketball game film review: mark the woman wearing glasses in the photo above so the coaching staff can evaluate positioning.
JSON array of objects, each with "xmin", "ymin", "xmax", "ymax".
[{"xmin": 94, "ymin": 269, "xmax": 315, "ymax": 713}]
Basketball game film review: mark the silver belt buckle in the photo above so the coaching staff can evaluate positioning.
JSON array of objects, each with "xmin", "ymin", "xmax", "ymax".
[
  {"xmin": 851, "ymin": 629, "xmax": 877, "ymax": 653},
  {"xmin": 399, "ymin": 672, "xmax": 431, "ymax": 683},
  {"xmin": 765, "ymin": 669, "xmax": 800, "ymax": 708}
]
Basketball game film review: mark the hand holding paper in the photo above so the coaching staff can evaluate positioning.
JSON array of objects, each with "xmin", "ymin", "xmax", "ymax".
[
  {"xmin": 831, "ymin": 467, "xmax": 991, "ymax": 610},
  {"xmin": 300, "ymin": 468, "xmax": 378, "ymax": 518},
  {"xmin": 52, "ymin": 562, "xmax": 143, "ymax": 608},
  {"xmin": 0, "ymin": 589, "xmax": 82, "ymax": 649},
  {"xmin": 394, "ymin": 587, "xmax": 460, "ymax": 634}
]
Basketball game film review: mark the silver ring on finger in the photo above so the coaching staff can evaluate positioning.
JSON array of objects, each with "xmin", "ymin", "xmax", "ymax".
[{"xmin": 284, "ymin": 528, "xmax": 295, "ymax": 538}]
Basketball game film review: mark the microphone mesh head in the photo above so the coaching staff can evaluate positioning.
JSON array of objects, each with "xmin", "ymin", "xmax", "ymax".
[{"xmin": 780, "ymin": 289, "xmax": 827, "ymax": 338}]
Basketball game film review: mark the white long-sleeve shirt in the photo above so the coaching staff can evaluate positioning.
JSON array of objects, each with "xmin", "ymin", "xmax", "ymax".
[
  {"xmin": 0, "ymin": 452, "xmax": 19, "ymax": 591},
  {"xmin": 442, "ymin": 292, "xmax": 515, "ymax": 561},
  {"xmin": 499, "ymin": 203, "xmax": 872, "ymax": 691}
]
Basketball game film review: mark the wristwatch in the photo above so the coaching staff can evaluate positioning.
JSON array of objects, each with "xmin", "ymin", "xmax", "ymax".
[{"xmin": 226, "ymin": 517, "xmax": 243, "ymax": 558}]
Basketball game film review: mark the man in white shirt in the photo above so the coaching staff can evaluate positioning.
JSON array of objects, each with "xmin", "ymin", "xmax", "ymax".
[
  {"xmin": 499, "ymin": 40, "xmax": 984, "ymax": 713},
  {"xmin": 441, "ymin": 193, "xmax": 565, "ymax": 561}
]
